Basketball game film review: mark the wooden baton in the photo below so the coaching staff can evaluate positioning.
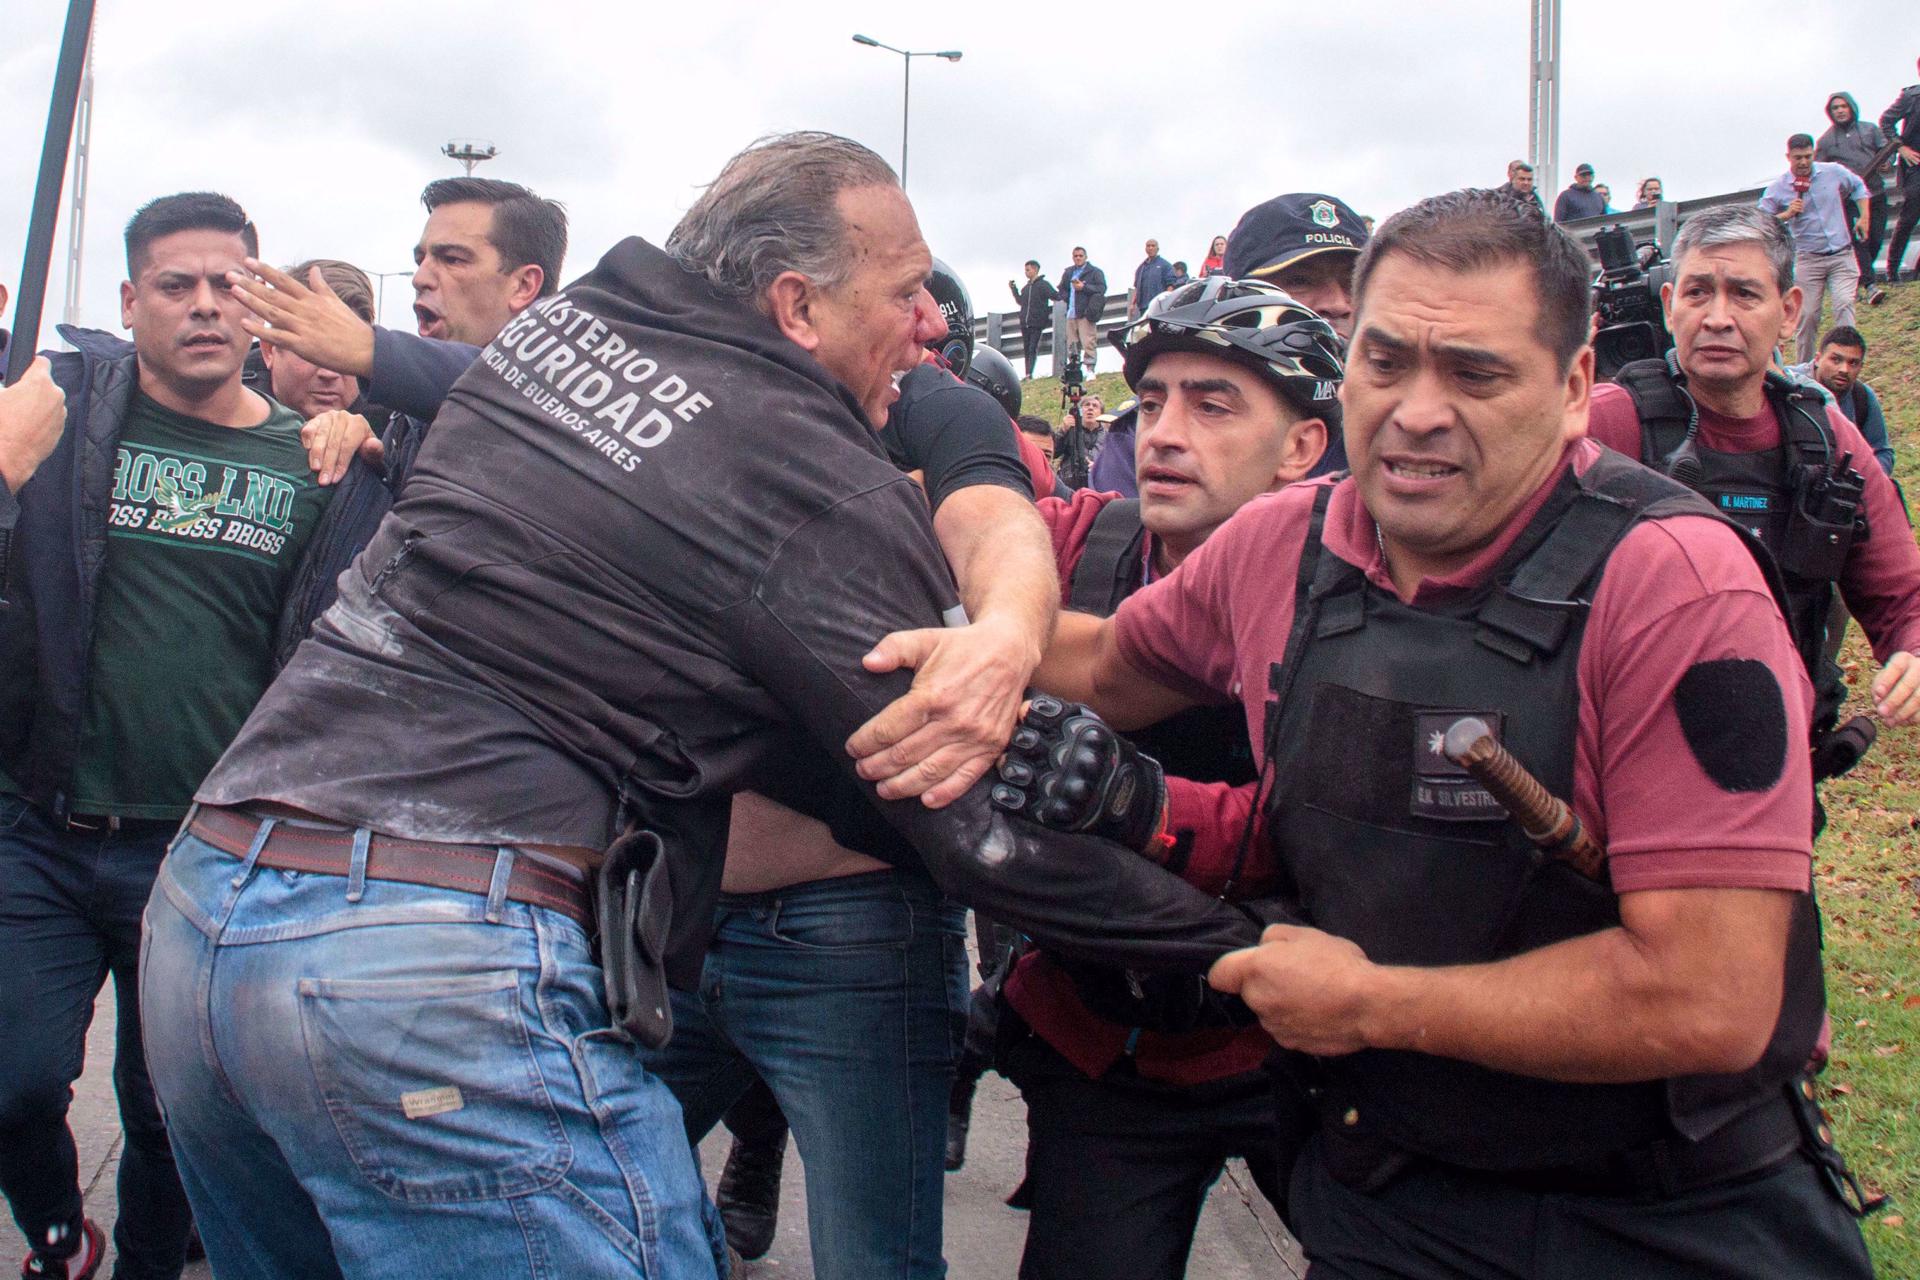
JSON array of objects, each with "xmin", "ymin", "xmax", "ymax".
[{"xmin": 1441, "ymin": 717, "xmax": 1608, "ymax": 883}]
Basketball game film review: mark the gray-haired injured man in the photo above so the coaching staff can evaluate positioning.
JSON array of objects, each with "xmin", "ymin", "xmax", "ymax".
[{"xmin": 137, "ymin": 131, "xmax": 1278, "ymax": 1280}]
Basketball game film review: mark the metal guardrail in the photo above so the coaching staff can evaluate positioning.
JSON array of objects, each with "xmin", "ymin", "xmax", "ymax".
[{"xmin": 975, "ymin": 182, "xmax": 1912, "ymax": 376}]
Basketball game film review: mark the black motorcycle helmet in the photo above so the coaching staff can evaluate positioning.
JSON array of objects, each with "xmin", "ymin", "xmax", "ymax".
[
  {"xmin": 964, "ymin": 344, "xmax": 1023, "ymax": 420},
  {"xmin": 927, "ymin": 257, "xmax": 974, "ymax": 376}
]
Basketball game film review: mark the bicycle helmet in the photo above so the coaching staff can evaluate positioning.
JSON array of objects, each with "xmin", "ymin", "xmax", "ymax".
[{"xmin": 1111, "ymin": 276, "xmax": 1344, "ymax": 419}]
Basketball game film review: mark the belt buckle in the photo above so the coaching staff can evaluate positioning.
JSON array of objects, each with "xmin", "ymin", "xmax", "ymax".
[{"xmin": 65, "ymin": 813, "xmax": 120, "ymax": 834}]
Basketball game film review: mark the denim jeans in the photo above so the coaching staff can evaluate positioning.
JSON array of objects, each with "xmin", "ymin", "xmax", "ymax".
[
  {"xmin": 0, "ymin": 794, "xmax": 192, "ymax": 1280},
  {"xmin": 139, "ymin": 827, "xmax": 726, "ymax": 1280},
  {"xmin": 639, "ymin": 869, "xmax": 968, "ymax": 1280}
]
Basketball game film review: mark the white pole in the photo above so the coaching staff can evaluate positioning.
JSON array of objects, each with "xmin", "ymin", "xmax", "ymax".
[{"xmin": 61, "ymin": 29, "xmax": 94, "ymax": 335}]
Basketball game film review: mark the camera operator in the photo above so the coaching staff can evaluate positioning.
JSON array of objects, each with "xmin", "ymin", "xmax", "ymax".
[
  {"xmin": 1056, "ymin": 384, "xmax": 1103, "ymax": 490},
  {"xmin": 1590, "ymin": 206, "xmax": 1920, "ymax": 818}
]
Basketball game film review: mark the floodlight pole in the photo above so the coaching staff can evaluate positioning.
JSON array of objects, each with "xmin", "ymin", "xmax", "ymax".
[
  {"xmin": 852, "ymin": 35, "xmax": 962, "ymax": 189},
  {"xmin": 1527, "ymin": 0, "xmax": 1561, "ymax": 202},
  {"xmin": 62, "ymin": 29, "xmax": 95, "ymax": 334},
  {"xmin": 441, "ymin": 139, "xmax": 498, "ymax": 177}
]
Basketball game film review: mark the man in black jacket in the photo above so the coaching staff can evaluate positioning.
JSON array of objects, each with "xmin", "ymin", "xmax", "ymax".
[
  {"xmin": 1, "ymin": 192, "xmax": 345, "ymax": 1280},
  {"xmin": 1058, "ymin": 247, "xmax": 1107, "ymax": 373},
  {"xmin": 1008, "ymin": 259, "xmax": 1058, "ymax": 378},
  {"xmin": 138, "ymin": 132, "xmax": 1270, "ymax": 1280},
  {"xmin": 226, "ymin": 179, "xmax": 568, "ymax": 663},
  {"xmin": 1880, "ymin": 64, "xmax": 1920, "ymax": 283}
]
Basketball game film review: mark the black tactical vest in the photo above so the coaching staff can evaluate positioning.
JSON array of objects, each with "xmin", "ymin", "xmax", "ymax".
[
  {"xmin": 1260, "ymin": 453, "xmax": 1825, "ymax": 1171},
  {"xmin": 1612, "ymin": 358, "xmax": 1847, "ymax": 728}
]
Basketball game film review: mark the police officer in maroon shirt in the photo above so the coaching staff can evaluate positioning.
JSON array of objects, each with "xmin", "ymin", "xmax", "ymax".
[
  {"xmin": 986, "ymin": 190, "xmax": 1876, "ymax": 1279},
  {"xmin": 1001, "ymin": 278, "xmax": 1341, "ymax": 1279},
  {"xmin": 1589, "ymin": 203, "xmax": 1920, "ymax": 801}
]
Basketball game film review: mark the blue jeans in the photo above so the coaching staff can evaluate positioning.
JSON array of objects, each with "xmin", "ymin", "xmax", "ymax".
[
  {"xmin": 139, "ymin": 827, "xmax": 726, "ymax": 1280},
  {"xmin": 0, "ymin": 795, "xmax": 192, "ymax": 1280},
  {"xmin": 639, "ymin": 869, "xmax": 968, "ymax": 1280}
]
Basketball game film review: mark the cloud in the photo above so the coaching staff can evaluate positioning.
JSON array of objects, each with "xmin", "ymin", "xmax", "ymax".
[{"xmin": 2, "ymin": 0, "xmax": 1912, "ymax": 345}]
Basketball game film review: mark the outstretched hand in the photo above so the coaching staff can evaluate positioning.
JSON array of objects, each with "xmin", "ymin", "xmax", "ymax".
[
  {"xmin": 227, "ymin": 260, "xmax": 377, "ymax": 379},
  {"xmin": 847, "ymin": 615, "xmax": 1038, "ymax": 809}
]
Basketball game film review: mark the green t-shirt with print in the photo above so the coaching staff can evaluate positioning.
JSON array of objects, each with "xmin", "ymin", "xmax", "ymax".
[{"xmin": 69, "ymin": 391, "xmax": 332, "ymax": 817}]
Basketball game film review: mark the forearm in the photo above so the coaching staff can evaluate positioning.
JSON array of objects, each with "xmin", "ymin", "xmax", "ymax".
[
  {"xmin": 1032, "ymin": 611, "xmax": 1194, "ymax": 729},
  {"xmin": 1161, "ymin": 778, "xmax": 1269, "ymax": 897},
  {"xmin": 935, "ymin": 485, "xmax": 1058, "ymax": 665},
  {"xmin": 740, "ymin": 495, "xmax": 1266, "ymax": 970}
]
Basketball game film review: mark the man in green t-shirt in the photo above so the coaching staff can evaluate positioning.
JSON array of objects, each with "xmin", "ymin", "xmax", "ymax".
[{"xmin": 0, "ymin": 193, "xmax": 340, "ymax": 1280}]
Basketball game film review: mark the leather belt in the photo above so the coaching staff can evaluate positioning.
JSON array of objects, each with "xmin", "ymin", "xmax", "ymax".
[{"xmin": 189, "ymin": 804, "xmax": 593, "ymax": 928}]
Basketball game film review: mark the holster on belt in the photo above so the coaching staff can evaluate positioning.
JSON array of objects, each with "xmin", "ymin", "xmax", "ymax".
[{"xmin": 595, "ymin": 825, "xmax": 675, "ymax": 1049}]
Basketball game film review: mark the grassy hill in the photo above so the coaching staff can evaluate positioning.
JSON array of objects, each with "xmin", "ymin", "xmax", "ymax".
[
  {"xmin": 1014, "ymin": 288, "xmax": 1920, "ymax": 1270},
  {"xmin": 1824, "ymin": 283, "xmax": 1920, "ymax": 1274}
]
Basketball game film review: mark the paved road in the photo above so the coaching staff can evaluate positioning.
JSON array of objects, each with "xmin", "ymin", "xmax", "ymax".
[{"xmin": 67, "ymin": 986, "xmax": 1303, "ymax": 1278}]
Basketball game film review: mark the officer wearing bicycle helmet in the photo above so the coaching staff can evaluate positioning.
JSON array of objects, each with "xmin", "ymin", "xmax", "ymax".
[{"xmin": 991, "ymin": 277, "xmax": 1342, "ymax": 1280}]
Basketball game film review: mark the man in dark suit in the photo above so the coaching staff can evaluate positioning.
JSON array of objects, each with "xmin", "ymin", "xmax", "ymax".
[{"xmin": 1058, "ymin": 247, "xmax": 1107, "ymax": 373}]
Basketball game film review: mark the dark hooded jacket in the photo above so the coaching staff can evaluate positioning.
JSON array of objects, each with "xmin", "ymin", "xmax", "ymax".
[
  {"xmin": 1817, "ymin": 91, "xmax": 1889, "ymax": 191},
  {"xmin": 198, "ymin": 236, "xmax": 1270, "ymax": 987}
]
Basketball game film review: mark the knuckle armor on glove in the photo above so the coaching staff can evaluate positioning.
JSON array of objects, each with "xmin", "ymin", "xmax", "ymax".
[{"xmin": 990, "ymin": 695, "xmax": 1167, "ymax": 854}]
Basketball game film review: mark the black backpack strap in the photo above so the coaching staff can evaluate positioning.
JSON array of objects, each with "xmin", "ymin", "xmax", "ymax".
[
  {"xmin": 1066, "ymin": 498, "xmax": 1146, "ymax": 617},
  {"xmin": 1847, "ymin": 384, "xmax": 1871, "ymax": 434},
  {"xmin": 1610, "ymin": 358, "xmax": 1694, "ymax": 469}
]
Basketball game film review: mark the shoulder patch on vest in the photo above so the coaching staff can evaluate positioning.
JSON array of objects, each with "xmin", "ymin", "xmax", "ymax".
[{"xmin": 1672, "ymin": 659, "xmax": 1788, "ymax": 793}]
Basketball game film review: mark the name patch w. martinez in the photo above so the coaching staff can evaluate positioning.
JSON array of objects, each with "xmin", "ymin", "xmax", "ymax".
[{"xmin": 1411, "ymin": 710, "xmax": 1509, "ymax": 821}]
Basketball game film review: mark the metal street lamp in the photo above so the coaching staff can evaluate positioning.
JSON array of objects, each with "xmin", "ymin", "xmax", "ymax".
[{"xmin": 851, "ymin": 34, "xmax": 961, "ymax": 188}]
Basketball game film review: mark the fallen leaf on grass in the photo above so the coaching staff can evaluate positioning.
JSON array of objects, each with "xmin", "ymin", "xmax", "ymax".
[
  {"xmin": 1904, "ymin": 995, "xmax": 1920, "ymax": 1009},
  {"xmin": 1831, "ymin": 1083, "xmax": 1855, "ymax": 1095},
  {"xmin": 1881, "ymin": 1215, "xmax": 1905, "ymax": 1229},
  {"xmin": 1872, "ymin": 1044, "xmax": 1903, "ymax": 1057}
]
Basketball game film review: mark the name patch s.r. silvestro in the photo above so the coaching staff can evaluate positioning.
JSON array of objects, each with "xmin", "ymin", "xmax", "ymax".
[{"xmin": 1411, "ymin": 710, "xmax": 1509, "ymax": 821}]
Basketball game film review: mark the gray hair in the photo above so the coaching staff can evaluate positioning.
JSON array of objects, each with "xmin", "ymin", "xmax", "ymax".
[
  {"xmin": 666, "ymin": 132, "xmax": 899, "ymax": 306},
  {"xmin": 1670, "ymin": 205, "xmax": 1795, "ymax": 294}
]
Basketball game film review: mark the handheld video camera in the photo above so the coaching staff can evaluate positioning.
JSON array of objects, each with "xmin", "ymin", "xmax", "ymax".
[{"xmin": 1592, "ymin": 225, "xmax": 1674, "ymax": 380}]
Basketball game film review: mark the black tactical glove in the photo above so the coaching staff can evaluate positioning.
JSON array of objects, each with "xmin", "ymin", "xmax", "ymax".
[{"xmin": 991, "ymin": 696, "xmax": 1168, "ymax": 855}]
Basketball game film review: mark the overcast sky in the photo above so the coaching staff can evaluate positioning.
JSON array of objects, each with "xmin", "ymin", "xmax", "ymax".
[{"xmin": 2, "ymin": 0, "xmax": 1914, "ymax": 345}]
